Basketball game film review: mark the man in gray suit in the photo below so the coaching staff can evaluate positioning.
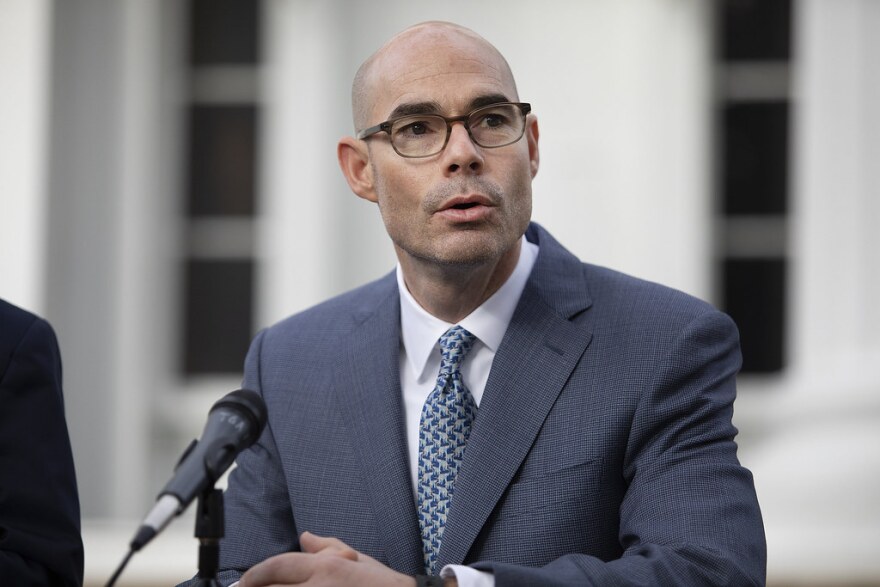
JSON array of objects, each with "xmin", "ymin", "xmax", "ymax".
[{"xmin": 210, "ymin": 21, "xmax": 765, "ymax": 587}]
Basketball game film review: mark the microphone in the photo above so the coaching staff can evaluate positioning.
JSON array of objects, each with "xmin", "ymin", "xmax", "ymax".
[{"xmin": 129, "ymin": 388, "xmax": 268, "ymax": 551}]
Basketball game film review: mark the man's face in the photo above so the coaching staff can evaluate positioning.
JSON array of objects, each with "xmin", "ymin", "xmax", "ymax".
[{"xmin": 360, "ymin": 28, "xmax": 539, "ymax": 269}]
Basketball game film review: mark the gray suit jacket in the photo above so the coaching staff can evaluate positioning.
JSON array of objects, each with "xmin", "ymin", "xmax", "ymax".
[{"xmin": 207, "ymin": 223, "xmax": 766, "ymax": 586}]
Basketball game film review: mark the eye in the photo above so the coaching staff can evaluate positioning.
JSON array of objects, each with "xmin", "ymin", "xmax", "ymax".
[
  {"xmin": 402, "ymin": 122, "xmax": 429, "ymax": 135},
  {"xmin": 484, "ymin": 114, "xmax": 507, "ymax": 128},
  {"xmin": 472, "ymin": 110, "xmax": 513, "ymax": 130},
  {"xmin": 393, "ymin": 117, "xmax": 443, "ymax": 139}
]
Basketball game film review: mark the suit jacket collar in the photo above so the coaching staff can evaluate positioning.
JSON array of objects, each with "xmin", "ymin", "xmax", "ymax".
[
  {"xmin": 522, "ymin": 222, "xmax": 594, "ymax": 321},
  {"xmin": 437, "ymin": 222, "xmax": 595, "ymax": 567},
  {"xmin": 330, "ymin": 275, "xmax": 426, "ymax": 574}
]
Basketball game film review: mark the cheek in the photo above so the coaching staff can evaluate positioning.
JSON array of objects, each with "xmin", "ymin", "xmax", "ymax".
[
  {"xmin": 374, "ymin": 177, "xmax": 424, "ymax": 236},
  {"xmin": 376, "ymin": 169, "xmax": 424, "ymax": 213},
  {"xmin": 504, "ymin": 164, "xmax": 533, "ymax": 209}
]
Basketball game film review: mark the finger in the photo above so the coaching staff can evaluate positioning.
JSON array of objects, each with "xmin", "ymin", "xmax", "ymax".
[
  {"xmin": 239, "ymin": 552, "xmax": 312, "ymax": 587},
  {"xmin": 299, "ymin": 531, "xmax": 359, "ymax": 561}
]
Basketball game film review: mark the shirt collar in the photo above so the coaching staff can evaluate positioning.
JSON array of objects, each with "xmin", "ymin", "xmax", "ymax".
[{"xmin": 397, "ymin": 236, "xmax": 539, "ymax": 380}]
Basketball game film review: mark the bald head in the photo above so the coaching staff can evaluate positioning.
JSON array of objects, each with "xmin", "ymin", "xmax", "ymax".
[{"xmin": 351, "ymin": 22, "xmax": 519, "ymax": 131}]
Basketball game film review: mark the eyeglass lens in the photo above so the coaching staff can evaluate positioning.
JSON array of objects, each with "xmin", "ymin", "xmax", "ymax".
[{"xmin": 390, "ymin": 104, "xmax": 525, "ymax": 157}]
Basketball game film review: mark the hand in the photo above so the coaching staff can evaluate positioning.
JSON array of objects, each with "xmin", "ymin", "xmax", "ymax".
[{"xmin": 238, "ymin": 531, "xmax": 417, "ymax": 587}]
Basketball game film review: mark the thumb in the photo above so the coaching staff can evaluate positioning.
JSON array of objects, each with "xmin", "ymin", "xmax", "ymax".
[{"xmin": 299, "ymin": 531, "xmax": 360, "ymax": 561}]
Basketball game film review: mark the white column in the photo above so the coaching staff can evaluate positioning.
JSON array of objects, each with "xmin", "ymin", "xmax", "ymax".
[
  {"xmin": 791, "ymin": 0, "xmax": 880, "ymax": 372},
  {"xmin": 744, "ymin": 1, "xmax": 880, "ymax": 582},
  {"xmin": 46, "ymin": 0, "xmax": 176, "ymax": 520},
  {"xmin": 517, "ymin": 0, "xmax": 714, "ymax": 300},
  {"xmin": 260, "ymin": 0, "xmax": 386, "ymax": 328},
  {"xmin": 111, "ymin": 0, "xmax": 179, "ymax": 518},
  {"xmin": 0, "ymin": 0, "xmax": 51, "ymax": 311}
]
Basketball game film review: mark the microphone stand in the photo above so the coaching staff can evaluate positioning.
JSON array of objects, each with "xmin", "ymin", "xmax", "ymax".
[{"xmin": 194, "ymin": 488, "xmax": 224, "ymax": 586}]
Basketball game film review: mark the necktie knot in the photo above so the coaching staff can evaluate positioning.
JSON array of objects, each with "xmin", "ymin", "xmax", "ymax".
[{"xmin": 437, "ymin": 325, "xmax": 476, "ymax": 378}]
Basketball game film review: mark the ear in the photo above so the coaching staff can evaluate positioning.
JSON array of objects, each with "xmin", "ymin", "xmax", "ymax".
[
  {"xmin": 338, "ymin": 136, "xmax": 378, "ymax": 203},
  {"xmin": 525, "ymin": 115, "xmax": 540, "ymax": 178}
]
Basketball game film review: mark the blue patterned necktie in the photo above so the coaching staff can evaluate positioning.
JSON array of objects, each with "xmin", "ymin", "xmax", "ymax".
[{"xmin": 417, "ymin": 325, "xmax": 478, "ymax": 575}]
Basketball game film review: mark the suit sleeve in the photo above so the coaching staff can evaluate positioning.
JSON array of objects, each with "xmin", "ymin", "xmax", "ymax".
[
  {"xmin": 0, "ymin": 316, "xmax": 84, "ymax": 587},
  {"xmin": 473, "ymin": 310, "xmax": 766, "ymax": 586}
]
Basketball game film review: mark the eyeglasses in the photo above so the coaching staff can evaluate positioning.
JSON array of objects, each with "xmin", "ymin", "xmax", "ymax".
[{"xmin": 357, "ymin": 102, "xmax": 531, "ymax": 158}]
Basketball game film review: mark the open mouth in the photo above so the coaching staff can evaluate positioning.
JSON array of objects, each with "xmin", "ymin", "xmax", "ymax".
[{"xmin": 436, "ymin": 195, "xmax": 494, "ymax": 219}]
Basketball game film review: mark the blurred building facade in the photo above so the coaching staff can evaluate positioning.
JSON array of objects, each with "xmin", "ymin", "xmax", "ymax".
[{"xmin": 2, "ymin": 0, "xmax": 878, "ymax": 584}]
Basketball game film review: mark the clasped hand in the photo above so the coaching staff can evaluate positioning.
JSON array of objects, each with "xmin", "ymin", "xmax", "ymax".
[{"xmin": 238, "ymin": 531, "xmax": 416, "ymax": 587}]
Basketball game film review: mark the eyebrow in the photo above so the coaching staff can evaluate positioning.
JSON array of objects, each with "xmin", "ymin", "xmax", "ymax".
[
  {"xmin": 387, "ymin": 101, "xmax": 444, "ymax": 119},
  {"xmin": 386, "ymin": 93, "xmax": 514, "ymax": 120},
  {"xmin": 468, "ymin": 93, "xmax": 513, "ymax": 110}
]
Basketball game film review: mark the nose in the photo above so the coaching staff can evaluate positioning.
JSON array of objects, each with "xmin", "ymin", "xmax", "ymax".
[{"xmin": 441, "ymin": 121, "xmax": 483, "ymax": 175}]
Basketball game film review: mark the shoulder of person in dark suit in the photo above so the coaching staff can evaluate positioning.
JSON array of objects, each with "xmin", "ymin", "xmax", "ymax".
[{"xmin": 0, "ymin": 299, "xmax": 85, "ymax": 587}]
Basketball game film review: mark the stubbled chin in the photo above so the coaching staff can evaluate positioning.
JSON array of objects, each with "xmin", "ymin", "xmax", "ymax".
[{"xmin": 405, "ymin": 229, "xmax": 516, "ymax": 267}]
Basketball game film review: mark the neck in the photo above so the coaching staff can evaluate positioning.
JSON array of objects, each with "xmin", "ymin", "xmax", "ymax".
[{"xmin": 398, "ymin": 240, "xmax": 522, "ymax": 323}]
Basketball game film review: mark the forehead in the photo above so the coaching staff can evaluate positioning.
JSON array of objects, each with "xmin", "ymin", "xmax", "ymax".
[{"xmin": 367, "ymin": 27, "xmax": 517, "ymax": 119}]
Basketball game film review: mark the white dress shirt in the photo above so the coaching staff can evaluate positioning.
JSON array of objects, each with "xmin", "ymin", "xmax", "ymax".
[{"xmin": 397, "ymin": 237, "xmax": 539, "ymax": 586}]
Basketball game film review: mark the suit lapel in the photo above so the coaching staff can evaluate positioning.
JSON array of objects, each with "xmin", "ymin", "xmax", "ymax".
[
  {"xmin": 330, "ymin": 276, "xmax": 425, "ymax": 574},
  {"xmin": 437, "ymin": 225, "xmax": 594, "ymax": 567}
]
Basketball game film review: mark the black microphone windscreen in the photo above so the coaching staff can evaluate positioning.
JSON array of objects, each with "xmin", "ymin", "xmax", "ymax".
[{"xmin": 211, "ymin": 388, "xmax": 268, "ymax": 448}]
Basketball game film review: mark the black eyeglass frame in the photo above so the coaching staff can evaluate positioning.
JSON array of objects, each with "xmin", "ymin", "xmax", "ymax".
[{"xmin": 356, "ymin": 102, "xmax": 532, "ymax": 158}]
